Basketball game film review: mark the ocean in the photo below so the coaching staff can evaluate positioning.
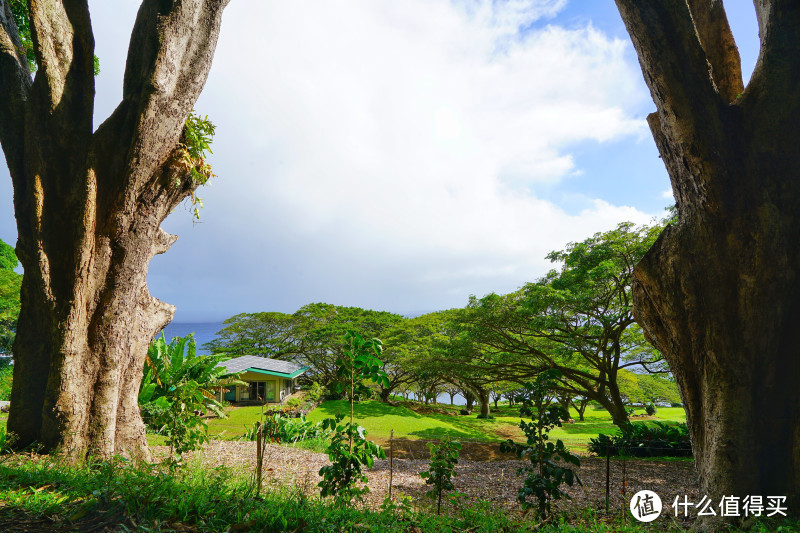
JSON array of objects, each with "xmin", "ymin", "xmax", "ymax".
[{"xmin": 159, "ymin": 322, "xmax": 225, "ymax": 355}]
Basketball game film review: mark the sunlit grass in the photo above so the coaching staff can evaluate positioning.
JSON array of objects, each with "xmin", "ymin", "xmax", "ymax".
[{"xmin": 305, "ymin": 400, "xmax": 687, "ymax": 453}]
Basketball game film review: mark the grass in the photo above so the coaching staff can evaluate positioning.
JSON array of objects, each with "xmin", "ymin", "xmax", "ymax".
[
  {"xmin": 306, "ymin": 400, "xmax": 687, "ymax": 454},
  {"xmin": 4, "ymin": 399, "xmax": 688, "ymax": 456},
  {"xmin": 307, "ymin": 400, "xmax": 518, "ymax": 443},
  {"xmin": 0, "ymin": 453, "xmax": 795, "ymax": 532},
  {"xmin": 205, "ymin": 405, "xmax": 267, "ymax": 440}
]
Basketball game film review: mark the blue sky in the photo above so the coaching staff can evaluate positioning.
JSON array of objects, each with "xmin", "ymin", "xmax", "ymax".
[{"xmin": 0, "ymin": 1, "xmax": 760, "ymax": 321}]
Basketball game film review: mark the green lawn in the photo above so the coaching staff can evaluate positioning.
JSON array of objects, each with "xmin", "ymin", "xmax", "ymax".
[
  {"xmin": 3, "ymin": 402, "xmax": 688, "ymax": 455},
  {"xmin": 307, "ymin": 400, "xmax": 687, "ymax": 452},
  {"xmin": 205, "ymin": 405, "xmax": 266, "ymax": 440},
  {"xmin": 306, "ymin": 400, "xmax": 519, "ymax": 443}
]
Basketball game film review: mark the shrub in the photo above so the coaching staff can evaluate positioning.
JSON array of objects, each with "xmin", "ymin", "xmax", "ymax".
[
  {"xmin": 587, "ymin": 421, "xmax": 692, "ymax": 457},
  {"xmin": 0, "ymin": 361, "xmax": 12, "ymax": 402},
  {"xmin": 645, "ymin": 403, "xmax": 657, "ymax": 415},
  {"xmin": 318, "ymin": 331, "xmax": 387, "ymax": 504},
  {"xmin": 500, "ymin": 370, "xmax": 581, "ymax": 518},
  {"xmin": 242, "ymin": 414, "xmax": 326, "ymax": 443},
  {"xmin": 304, "ymin": 381, "xmax": 326, "ymax": 405},
  {"xmin": 139, "ymin": 334, "xmax": 245, "ymax": 465},
  {"xmin": 420, "ymin": 437, "xmax": 461, "ymax": 515}
]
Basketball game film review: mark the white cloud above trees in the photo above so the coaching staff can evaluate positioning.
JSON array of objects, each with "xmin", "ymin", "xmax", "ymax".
[{"xmin": 1, "ymin": 1, "xmax": 665, "ymax": 320}]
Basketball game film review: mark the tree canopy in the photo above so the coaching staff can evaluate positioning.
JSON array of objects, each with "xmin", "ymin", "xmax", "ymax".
[{"xmin": 442, "ymin": 222, "xmax": 666, "ymax": 425}]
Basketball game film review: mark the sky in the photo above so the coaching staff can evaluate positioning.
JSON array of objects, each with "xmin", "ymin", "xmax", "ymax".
[{"xmin": 0, "ymin": 1, "xmax": 761, "ymax": 322}]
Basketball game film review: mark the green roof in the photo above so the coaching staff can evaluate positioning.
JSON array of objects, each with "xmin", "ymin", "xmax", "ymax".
[{"xmin": 244, "ymin": 366, "xmax": 310, "ymax": 379}]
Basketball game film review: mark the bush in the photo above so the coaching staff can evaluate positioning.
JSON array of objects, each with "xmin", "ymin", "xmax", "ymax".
[
  {"xmin": 645, "ymin": 403, "xmax": 657, "ymax": 415},
  {"xmin": 420, "ymin": 437, "xmax": 461, "ymax": 515},
  {"xmin": 500, "ymin": 370, "xmax": 581, "ymax": 518},
  {"xmin": 304, "ymin": 381, "xmax": 326, "ymax": 404},
  {"xmin": 243, "ymin": 414, "xmax": 326, "ymax": 443},
  {"xmin": 0, "ymin": 361, "xmax": 12, "ymax": 402},
  {"xmin": 587, "ymin": 421, "xmax": 692, "ymax": 458}
]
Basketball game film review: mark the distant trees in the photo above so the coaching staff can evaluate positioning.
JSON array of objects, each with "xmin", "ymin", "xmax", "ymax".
[
  {"xmin": 206, "ymin": 221, "xmax": 672, "ymax": 425},
  {"xmin": 203, "ymin": 312, "xmax": 301, "ymax": 358},
  {"xmin": 455, "ymin": 222, "xmax": 666, "ymax": 426},
  {"xmin": 206, "ymin": 304, "xmax": 403, "ymax": 394}
]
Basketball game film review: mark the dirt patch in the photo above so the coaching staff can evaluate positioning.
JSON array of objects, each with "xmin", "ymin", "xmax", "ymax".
[{"xmin": 154, "ymin": 439, "xmax": 699, "ymax": 527}]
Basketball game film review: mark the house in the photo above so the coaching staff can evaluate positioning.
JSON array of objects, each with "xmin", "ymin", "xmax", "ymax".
[{"xmin": 215, "ymin": 355, "xmax": 310, "ymax": 405}]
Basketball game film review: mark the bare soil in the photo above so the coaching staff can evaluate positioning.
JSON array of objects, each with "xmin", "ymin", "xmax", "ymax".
[{"xmin": 154, "ymin": 439, "xmax": 701, "ymax": 526}]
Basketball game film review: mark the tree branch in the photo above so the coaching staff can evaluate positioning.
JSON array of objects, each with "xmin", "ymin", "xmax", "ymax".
[
  {"xmin": 0, "ymin": 0, "xmax": 32, "ymax": 177},
  {"xmin": 748, "ymin": 0, "xmax": 800, "ymax": 99},
  {"xmin": 614, "ymin": 0, "xmax": 726, "ymax": 157},
  {"xmin": 28, "ymin": 0, "xmax": 94, "ymax": 129},
  {"xmin": 686, "ymin": 0, "xmax": 744, "ymax": 103},
  {"xmin": 100, "ymin": 0, "xmax": 229, "ymax": 201}
]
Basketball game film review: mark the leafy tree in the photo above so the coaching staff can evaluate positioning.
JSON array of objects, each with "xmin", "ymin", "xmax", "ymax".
[
  {"xmin": 203, "ymin": 312, "xmax": 302, "ymax": 358},
  {"xmin": 1, "ymin": 1, "xmax": 230, "ymax": 459},
  {"xmin": 459, "ymin": 222, "xmax": 666, "ymax": 426},
  {"xmin": 291, "ymin": 303, "xmax": 402, "ymax": 391},
  {"xmin": 615, "ymin": 2, "xmax": 800, "ymax": 525},
  {"xmin": 318, "ymin": 331, "xmax": 387, "ymax": 503},
  {"xmin": 501, "ymin": 369, "xmax": 581, "ymax": 518},
  {"xmin": 139, "ymin": 334, "xmax": 244, "ymax": 465},
  {"xmin": 617, "ymin": 371, "xmax": 680, "ymax": 408},
  {"xmin": 420, "ymin": 437, "xmax": 461, "ymax": 515},
  {"xmin": 0, "ymin": 238, "xmax": 21, "ymax": 354},
  {"xmin": 378, "ymin": 313, "xmax": 448, "ymax": 403}
]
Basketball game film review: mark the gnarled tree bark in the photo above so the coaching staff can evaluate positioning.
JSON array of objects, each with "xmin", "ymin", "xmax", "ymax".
[
  {"xmin": 616, "ymin": 0, "xmax": 800, "ymax": 528},
  {"xmin": 0, "ymin": 0, "xmax": 230, "ymax": 460}
]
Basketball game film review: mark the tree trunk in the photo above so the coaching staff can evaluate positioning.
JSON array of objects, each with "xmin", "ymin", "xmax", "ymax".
[
  {"xmin": 463, "ymin": 390, "xmax": 475, "ymax": 411},
  {"xmin": 557, "ymin": 394, "xmax": 572, "ymax": 420},
  {"xmin": 616, "ymin": 1, "xmax": 800, "ymax": 526},
  {"xmin": 380, "ymin": 388, "xmax": 392, "ymax": 403},
  {"xmin": 575, "ymin": 398, "xmax": 589, "ymax": 422},
  {"xmin": 476, "ymin": 387, "xmax": 490, "ymax": 417},
  {"xmin": 0, "ymin": 0, "xmax": 230, "ymax": 460}
]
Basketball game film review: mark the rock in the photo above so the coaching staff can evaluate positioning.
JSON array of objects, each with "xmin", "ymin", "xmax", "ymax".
[{"xmin": 459, "ymin": 409, "xmax": 471, "ymax": 415}]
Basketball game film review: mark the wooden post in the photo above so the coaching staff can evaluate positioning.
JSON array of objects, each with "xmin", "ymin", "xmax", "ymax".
[
  {"xmin": 622, "ymin": 453, "xmax": 627, "ymax": 508},
  {"xmin": 605, "ymin": 441, "xmax": 610, "ymax": 513},
  {"xmin": 256, "ymin": 421, "xmax": 263, "ymax": 496},
  {"xmin": 389, "ymin": 429, "xmax": 394, "ymax": 499}
]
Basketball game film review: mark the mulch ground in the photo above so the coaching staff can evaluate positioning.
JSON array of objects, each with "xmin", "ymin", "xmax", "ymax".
[
  {"xmin": 0, "ymin": 440, "xmax": 701, "ymax": 531},
  {"xmin": 154, "ymin": 439, "xmax": 701, "ymax": 527}
]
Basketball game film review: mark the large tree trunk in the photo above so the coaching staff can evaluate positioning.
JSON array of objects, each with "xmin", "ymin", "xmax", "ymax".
[
  {"xmin": 616, "ymin": 1, "xmax": 800, "ymax": 527},
  {"xmin": 0, "ymin": 0, "xmax": 229, "ymax": 460}
]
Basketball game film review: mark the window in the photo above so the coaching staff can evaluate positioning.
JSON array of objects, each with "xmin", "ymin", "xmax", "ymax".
[{"xmin": 248, "ymin": 381, "xmax": 275, "ymax": 403}]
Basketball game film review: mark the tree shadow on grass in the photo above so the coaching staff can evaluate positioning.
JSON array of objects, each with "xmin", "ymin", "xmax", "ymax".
[
  {"xmin": 407, "ymin": 426, "xmax": 492, "ymax": 441},
  {"xmin": 316, "ymin": 400, "xmax": 424, "ymax": 420},
  {"xmin": 556, "ymin": 422, "xmax": 620, "ymax": 435}
]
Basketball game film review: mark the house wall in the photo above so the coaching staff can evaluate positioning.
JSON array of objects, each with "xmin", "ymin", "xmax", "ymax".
[{"xmin": 223, "ymin": 372, "xmax": 296, "ymax": 404}]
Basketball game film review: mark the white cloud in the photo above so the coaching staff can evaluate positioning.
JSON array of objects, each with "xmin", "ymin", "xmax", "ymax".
[
  {"xmin": 150, "ymin": 0, "xmax": 654, "ymax": 317},
  {"xmin": 1, "ymin": 0, "xmax": 658, "ymax": 319}
]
